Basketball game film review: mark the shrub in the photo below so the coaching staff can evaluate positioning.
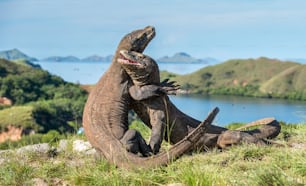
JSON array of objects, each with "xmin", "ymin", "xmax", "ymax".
[{"xmin": 31, "ymin": 99, "xmax": 85, "ymax": 133}]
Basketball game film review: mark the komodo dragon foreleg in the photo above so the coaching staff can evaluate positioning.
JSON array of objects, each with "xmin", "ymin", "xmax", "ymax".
[{"xmin": 121, "ymin": 83, "xmax": 179, "ymax": 156}]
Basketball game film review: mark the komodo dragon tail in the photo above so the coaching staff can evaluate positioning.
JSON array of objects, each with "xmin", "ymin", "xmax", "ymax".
[
  {"xmin": 236, "ymin": 117, "xmax": 281, "ymax": 139},
  {"xmin": 217, "ymin": 117, "xmax": 281, "ymax": 148},
  {"xmin": 86, "ymin": 107, "xmax": 219, "ymax": 169},
  {"xmin": 236, "ymin": 117, "xmax": 276, "ymax": 130}
]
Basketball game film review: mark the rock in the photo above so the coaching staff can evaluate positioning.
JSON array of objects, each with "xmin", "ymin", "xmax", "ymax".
[
  {"xmin": 84, "ymin": 148, "xmax": 97, "ymax": 155},
  {"xmin": 73, "ymin": 139, "xmax": 96, "ymax": 154},
  {"xmin": 16, "ymin": 143, "xmax": 51, "ymax": 154},
  {"xmin": 57, "ymin": 139, "xmax": 69, "ymax": 152},
  {"xmin": 29, "ymin": 177, "xmax": 69, "ymax": 186},
  {"xmin": 167, "ymin": 183, "xmax": 186, "ymax": 186},
  {"xmin": 290, "ymin": 143, "xmax": 306, "ymax": 149},
  {"xmin": 30, "ymin": 178, "xmax": 48, "ymax": 186}
]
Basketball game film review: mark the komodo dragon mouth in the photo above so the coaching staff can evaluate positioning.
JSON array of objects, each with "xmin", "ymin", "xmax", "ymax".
[{"xmin": 118, "ymin": 50, "xmax": 146, "ymax": 67}]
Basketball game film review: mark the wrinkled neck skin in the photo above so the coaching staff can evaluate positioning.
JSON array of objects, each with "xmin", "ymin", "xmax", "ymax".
[
  {"xmin": 125, "ymin": 66, "xmax": 159, "ymax": 86},
  {"xmin": 124, "ymin": 65, "xmax": 160, "ymax": 87}
]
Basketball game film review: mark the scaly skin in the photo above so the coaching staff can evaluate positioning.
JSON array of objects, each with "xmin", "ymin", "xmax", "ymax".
[
  {"xmin": 82, "ymin": 26, "xmax": 214, "ymax": 169},
  {"xmin": 119, "ymin": 50, "xmax": 281, "ymax": 150}
]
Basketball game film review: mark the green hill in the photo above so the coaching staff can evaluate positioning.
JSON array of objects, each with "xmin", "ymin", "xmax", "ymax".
[
  {"xmin": 162, "ymin": 57, "xmax": 306, "ymax": 100},
  {"xmin": 11, "ymin": 59, "xmax": 41, "ymax": 69},
  {"xmin": 0, "ymin": 58, "xmax": 87, "ymax": 134}
]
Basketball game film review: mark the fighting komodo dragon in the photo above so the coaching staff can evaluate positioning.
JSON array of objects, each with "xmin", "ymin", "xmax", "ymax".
[
  {"xmin": 118, "ymin": 49, "xmax": 281, "ymax": 150},
  {"xmin": 117, "ymin": 49, "xmax": 179, "ymax": 154},
  {"xmin": 82, "ymin": 26, "xmax": 217, "ymax": 169}
]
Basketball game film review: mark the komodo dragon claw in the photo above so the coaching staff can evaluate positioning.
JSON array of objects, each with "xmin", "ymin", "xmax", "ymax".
[{"xmin": 160, "ymin": 79, "xmax": 180, "ymax": 95}]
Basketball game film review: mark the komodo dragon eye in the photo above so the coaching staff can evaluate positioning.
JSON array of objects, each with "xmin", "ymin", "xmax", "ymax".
[{"xmin": 136, "ymin": 55, "xmax": 144, "ymax": 61}]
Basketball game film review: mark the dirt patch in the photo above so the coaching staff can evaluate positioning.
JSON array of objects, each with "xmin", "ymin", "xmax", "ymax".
[
  {"xmin": 0, "ymin": 125, "xmax": 22, "ymax": 143},
  {"xmin": 290, "ymin": 142, "xmax": 306, "ymax": 149},
  {"xmin": 80, "ymin": 84, "xmax": 95, "ymax": 93},
  {"xmin": 0, "ymin": 97, "xmax": 12, "ymax": 106}
]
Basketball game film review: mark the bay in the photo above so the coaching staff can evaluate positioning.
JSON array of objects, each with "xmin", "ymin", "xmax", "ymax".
[
  {"xmin": 169, "ymin": 95, "xmax": 306, "ymax": 126},
  {"xmin": 34, "ymin": 61, "xmax": 306, "ymax": 125}
]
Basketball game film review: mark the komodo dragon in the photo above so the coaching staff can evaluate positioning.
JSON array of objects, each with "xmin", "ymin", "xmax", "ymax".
[
  {"xmin": 117, "ymin": 49, "xmax": 179, "ymax": 154},
  {"xmin": 117, "ymin": 50, "xmax": 281, "ymax": 150},
  {"xmin": 82, "ymin": 26, "xmax": 217, "ymax": 169}
]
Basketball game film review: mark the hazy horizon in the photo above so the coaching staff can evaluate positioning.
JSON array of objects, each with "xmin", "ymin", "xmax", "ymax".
[{"xmin": 1, "ymin": 0, "xmax": 306, "ymax": 61}]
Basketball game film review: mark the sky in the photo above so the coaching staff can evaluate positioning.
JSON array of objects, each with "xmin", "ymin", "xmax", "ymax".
[{"xmin": 1, "ymin": 0, "xmax": 306, "ymax": 61}]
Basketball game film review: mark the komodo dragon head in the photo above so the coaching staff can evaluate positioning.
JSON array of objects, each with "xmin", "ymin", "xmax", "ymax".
[
  {"xmin": 117, "ymin": 49, "xmax": 159, "ymax": 86},
  {"xmin": 116, "ymin": 26, "xmax": 156, "ymax": 53}
]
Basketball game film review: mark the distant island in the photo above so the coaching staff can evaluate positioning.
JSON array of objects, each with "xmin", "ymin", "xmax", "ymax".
[
  {"xmin": 41, "ymin": 52, "xmax": 218, "ymax": 64},
  {"xmin": 41, "ymin": 55, "xmax": 114, "ymax": 62},
  {"xmin": 1, "ymin": 48, "xmax": 306, "ymax": 65},
  {"xmin": 81, "ymin": 55, "xmax": 113, "ymax": 62},
  {"xmin": 0, "ymin": 49, "xmax": 220, "ymax": 64},
  {"xmin": 157, "ymin": 52, "xmax": 218, "ymax": 64},
  {"xmin": 42, "ymin": 56, "xmax": 80, "ymax": 62},
  {"xmin": 0, "ymin": 49, "xmax": 38, "ymax": 62}
]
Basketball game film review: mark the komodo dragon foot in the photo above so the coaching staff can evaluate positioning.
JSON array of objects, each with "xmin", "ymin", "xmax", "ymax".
[{"xmin": 217, "ymin": 118, "xmax": 281, "ymax": 148}]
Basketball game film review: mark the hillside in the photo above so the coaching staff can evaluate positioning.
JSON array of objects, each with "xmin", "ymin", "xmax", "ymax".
[
  {"xmin": 11, "ymin": 59, "xmax": 41, "ymax": 69},
  {"xmin": 0, "ymin": 49, "xmax": 38, "ymax": 61},
  {"xmin": 163, "ymin": 57, "xmax": 306, "ymax": 100},
  {"xmin": 0, "ymin": 58, "xmax": 87, "ymax": 137}
]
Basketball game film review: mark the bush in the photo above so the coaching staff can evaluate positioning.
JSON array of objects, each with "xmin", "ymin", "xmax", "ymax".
[{"xmin": 32, "ymin": 99, "xmax": 85, "ymax": 133}]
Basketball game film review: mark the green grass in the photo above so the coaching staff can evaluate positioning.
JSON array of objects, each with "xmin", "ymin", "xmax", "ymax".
[
  {"xmin": 0, "ymin": 123, "xmax": 305, "ymax": 185},
  {"xmin": 0, "ymin": 106, "xmax": 38, "ymax": 131}
]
